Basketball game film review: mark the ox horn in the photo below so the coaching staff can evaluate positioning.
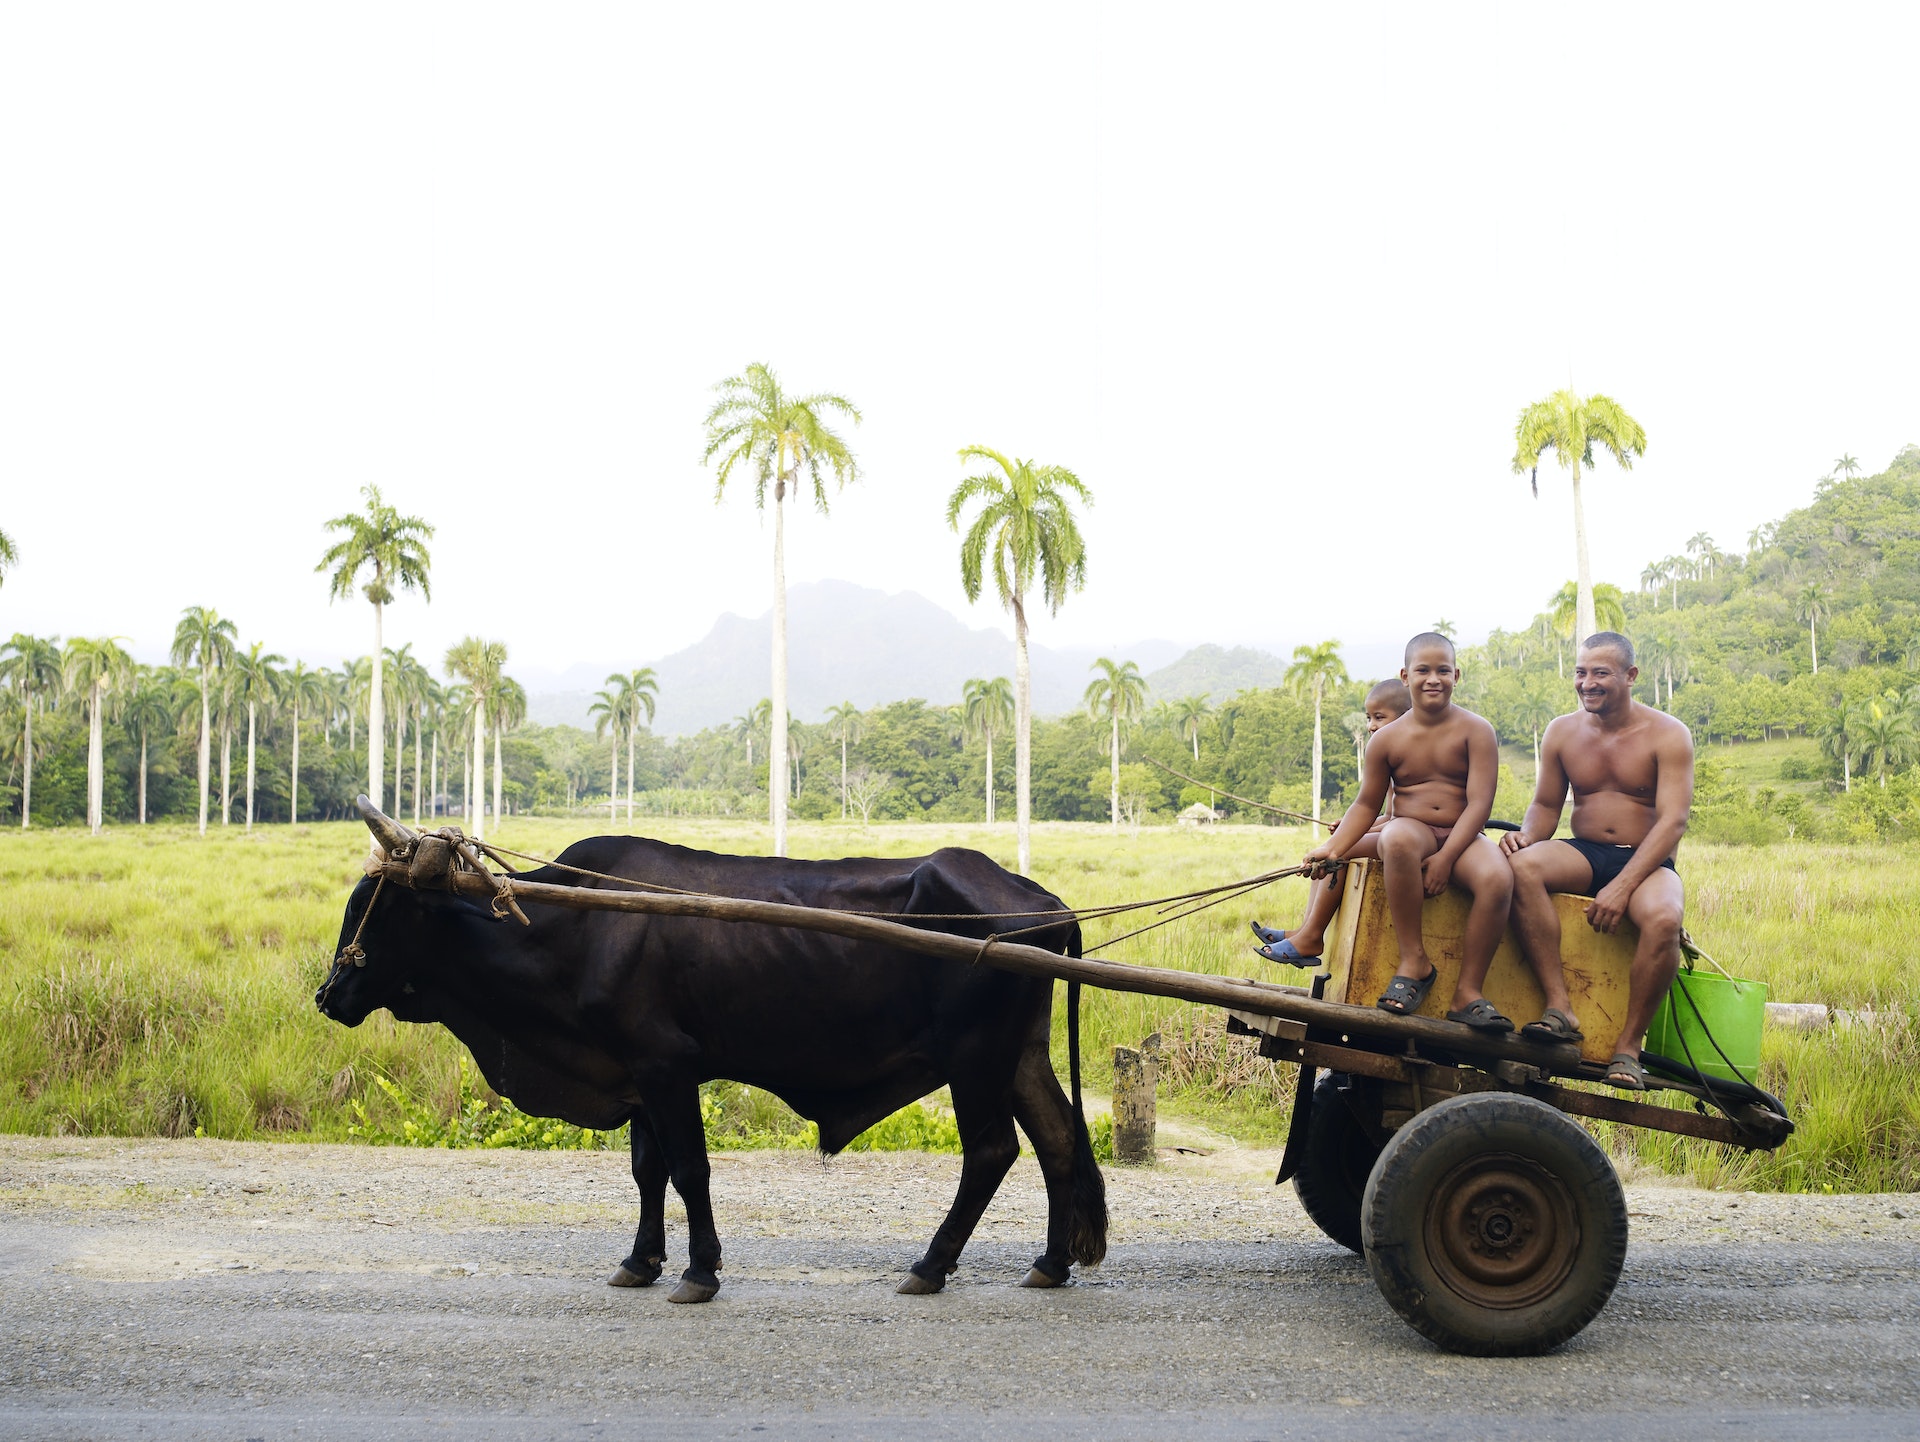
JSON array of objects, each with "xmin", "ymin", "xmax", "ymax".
[{"xmin": 355, "ymin": 795, "xmax": 418, "ymax": 857}]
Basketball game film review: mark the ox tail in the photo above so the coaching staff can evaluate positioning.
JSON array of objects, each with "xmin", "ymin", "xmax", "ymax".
[{"xmin": 1065, "ymin": 976, "xmax": 1110, "ymax": 1266}]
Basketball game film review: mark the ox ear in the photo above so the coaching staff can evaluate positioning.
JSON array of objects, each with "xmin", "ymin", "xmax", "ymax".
[{"xmin": 355, "ymin": 795, "xmax": 417, "ymax": 857}]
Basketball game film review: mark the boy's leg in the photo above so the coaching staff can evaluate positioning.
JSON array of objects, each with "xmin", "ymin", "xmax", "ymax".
[
  {"xmin": 1376, "ymin": 819, "xmax": 1439, "ymax": 981},
  {"xmin": 1445, "ymin": 835, "xmax": 1517, "ymax": 1013},
  {"xmin": 1288, "ymin": 833, "xmax": 1379, "ymax": 956}
]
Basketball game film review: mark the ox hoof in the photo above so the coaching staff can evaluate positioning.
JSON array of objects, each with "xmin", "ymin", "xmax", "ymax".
[
  {"xmin": 896, "ymin": 1271, "xmax": 946, "ymax": 1296},
  {"xmin": 1019, "ymin": 1266, "xmax": 1066, "ymax": 1289},
  {"xmin": 608, "ymin": 1263, "xmax": 659, "ymax": 1289},
  {"xmin": 667, "ymin": 1276, "xmax": 720, "ymax": 1305}
]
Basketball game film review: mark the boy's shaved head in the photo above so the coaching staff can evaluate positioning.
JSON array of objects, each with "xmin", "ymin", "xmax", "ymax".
[
  {"xmin": 1403, "ymin": 632, "xmax": 1456, "ymax": 665},
  {"xmin": 1366, "ymin": 678, "xmax": 1412, "ymax": 715},
  {"xmin": 1581, "ymin": 631, "xmax": 1635, "ymax": 667}
]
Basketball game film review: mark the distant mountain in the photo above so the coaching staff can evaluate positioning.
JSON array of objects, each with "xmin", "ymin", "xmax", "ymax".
[
  {"xmin": 527, "ymin": 580, "xmax": 1185, "ymax": 734},
  {"xmin": 1144, "ymin": 644, "xmax": 1289, "ymax": 700}
]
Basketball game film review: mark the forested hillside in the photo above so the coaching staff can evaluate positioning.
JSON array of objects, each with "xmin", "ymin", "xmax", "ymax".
[{"xmin": 6, "ymin": 449, "xmax": 1917, "ymax": 839}]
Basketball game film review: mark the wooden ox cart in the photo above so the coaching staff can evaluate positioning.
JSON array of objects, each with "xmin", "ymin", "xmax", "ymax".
[{"xmin": 371, "ymin": 835, "xmax": 1791, "ymax": 1358}]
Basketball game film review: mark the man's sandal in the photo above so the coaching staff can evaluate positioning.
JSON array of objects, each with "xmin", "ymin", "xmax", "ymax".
[
  {"xmin": 1521, "ymin": 1008, "xmax": 1585, "ymax": 1044},
  {"xmin": 1605, "ymin": 1053, "xmax": 1648, "ymax": 1090},
  {"xmin": 1250, "ymin": 921, "xmax": 1286, "ymax": 946},
  {"xmin": 1445, "ymin": 998, "xmax": 1515, "ymax": 1033},
  {"xmin": 1376, "ymin": 968, "xmax": 1436, "ymax": 1015},
  {"xmin": 1256, "ymin": 936, "xmax": 1322, "ymax": 967}
]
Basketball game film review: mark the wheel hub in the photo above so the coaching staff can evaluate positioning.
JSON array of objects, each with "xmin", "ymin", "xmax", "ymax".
[{"xmin": 1425, "ymin": 1152, "xmax": 1580, "ymax": 1309}]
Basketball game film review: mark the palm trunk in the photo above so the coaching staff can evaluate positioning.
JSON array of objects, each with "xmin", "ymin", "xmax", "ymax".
[
  {"xmin": 984, "ymin": 729, "xmax": 994, "ymax": 825},
  {"xmin": 87, "ymin": 684, "xmax": 104, "ymax": 834},
  {"xmin": 492, "ymin": 725, "xmax": 502, "ymax": 829},
  {"xmin": 609, "ymin": 738, "xmax": 618, "ymax": 823},
  {"xmin": 20, "ymin": 702, "xmax": 31, "ymax": 828},
  {"xmin": 220, "ymin": 720, "xmax": 231, "ymax": 825},
  {"xmin": 245, "ymin": 700, "xmax": 257, "ymax": 831},
  {"xmin": 414, "ymin": 704, "xmax": 423, "ymax": 826},
  {"xmin": 626, "ymin": 726, "xmax": 635, "ymax": 824},
  {"xmin": 1310, "ymin": 690, "xmax": 1325, "ymax": 823},
  {"xmin": 1533, "ymin": 727, "xmax": 1541, "ymax": 778},
  {"xmin": 1571, "ymin": 459, "xmax": 1596, "ymax": 642},
  {"xmin": 291, "ymin": 700, "xmax": 301, "ymax": 825},
  {"xmin": 139, "ymin": 727, "xmax": 148, "ymax": 824},
  {"xmin": 1013, "ymin": 595, "xmax": 1032, "ymax": 876},
  {"xmin": 393, "ymin": 706, "xmax": 406, "ymax": 821},
  {"xmin": 769, "ymin": 471, "xmax": 790, "ymax": 858},
  {"xmin": 369, "ymin": 601, "xmax": 385, "ymax": 814},
  {"xmin": 429, "ymin": 730, "xmax": 438, "ymax": 818},
  {"xmin": 197, "ymin": 673, "xmax": 210, "ymax": 835},
  {"xmin": 840, "ymin": 735, "xmax": 848, "ymax": 821},
  {"xmin": 1109, "ymin": 711, "xmax": 1120, "ymax": 830},
  {"xmin": 1810, "ymin": 619, "xmax": 1819, "ymax": 676},
  {"xmin": 470, "ymin": 697, "xmax": 485, "ymax": 840}
]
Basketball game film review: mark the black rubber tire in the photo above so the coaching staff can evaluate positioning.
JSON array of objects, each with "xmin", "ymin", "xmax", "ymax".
[
  {"xmin": 1361, "ymin": 1092, "xmax": 1627, "ymax": 1357},
  {"xmin": 1292, "ymin": 1074, "xmax": 1384, "ymax": 1254}
]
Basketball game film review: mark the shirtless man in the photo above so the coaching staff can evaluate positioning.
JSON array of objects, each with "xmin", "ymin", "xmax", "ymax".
[
  {"xmin": 1304, "ymin": 634, "xmax": 1514, "ymax": 1029},
  {"xmin": 1499, "ymin": 632, "xmax": 1694, "ymax": 1089}
]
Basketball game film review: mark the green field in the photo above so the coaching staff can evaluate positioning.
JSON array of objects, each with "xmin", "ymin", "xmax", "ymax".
[{"xmin": 1, "ymin": 816, "xmax": 1915, "ymax": 1191}]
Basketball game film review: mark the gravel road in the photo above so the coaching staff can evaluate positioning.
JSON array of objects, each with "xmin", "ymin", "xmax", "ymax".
[{"xmin": 2, "ymin": 1135, "xmax": 1916, "ymax": 1441}]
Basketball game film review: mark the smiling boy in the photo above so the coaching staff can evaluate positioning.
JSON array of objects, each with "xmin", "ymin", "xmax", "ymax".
[{"xmin": 1303, "ymin": 634, "xmax": 1515, "ymax": 1028}]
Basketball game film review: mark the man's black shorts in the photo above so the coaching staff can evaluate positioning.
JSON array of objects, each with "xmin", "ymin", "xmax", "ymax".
[{"xmin": 1564, "ymin": 836, "xmax": 1677, "ymax": 894}]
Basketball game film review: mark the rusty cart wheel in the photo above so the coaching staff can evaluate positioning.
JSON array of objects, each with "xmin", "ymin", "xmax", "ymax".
[
  {"xmin": 1293, "ymin": 1073, "xmax": 1383, "ymax": 1254},
  {"xmin": 1361, "ymin": 1092, "xmax": 1627, "ymax": 1356}
]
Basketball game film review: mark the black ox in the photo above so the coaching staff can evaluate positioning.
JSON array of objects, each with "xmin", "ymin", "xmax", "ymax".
[{"xmin": 317, "ymin": 802, "xmax": 1108, "ymax": 1303}]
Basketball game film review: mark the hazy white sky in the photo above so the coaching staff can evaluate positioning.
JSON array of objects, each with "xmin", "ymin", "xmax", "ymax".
[{"xmin": 3, "ymin": 3, "xmax": 1915, "ymax": 687}]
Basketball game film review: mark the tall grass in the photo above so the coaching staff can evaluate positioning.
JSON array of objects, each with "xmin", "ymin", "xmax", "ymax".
[{"xmin": 0, "ymin": 818, "xmax": 1913, "ymax": 1190}]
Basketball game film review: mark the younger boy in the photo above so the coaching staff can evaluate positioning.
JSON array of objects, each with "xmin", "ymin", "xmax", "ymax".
[
  {"xmin": 1251, "ymin": 677, "xmax": 1410, "ymax": 964},
  {"xmin": 1302, "ymin": 634, "xmax": 1516, "ymax": 1030}
]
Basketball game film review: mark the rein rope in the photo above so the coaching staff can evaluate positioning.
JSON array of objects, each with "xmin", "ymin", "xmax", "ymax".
[{"xmin": 415, "ymin": 833, "xmax": 1332, "ymax": 957}]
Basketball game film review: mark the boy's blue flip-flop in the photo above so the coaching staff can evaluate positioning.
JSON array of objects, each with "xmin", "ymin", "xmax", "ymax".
[
  {"xmin": 1256, "ymin": 937, "xmax": 1320, "ymax": 967},
  {"xmin": 1250, "ymin": 921, "xmax": 1287, "ymax": 945}
]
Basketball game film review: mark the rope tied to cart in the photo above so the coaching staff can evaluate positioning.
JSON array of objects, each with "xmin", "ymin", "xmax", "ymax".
[{"xmin": 466, "ymin": 834, "xmax": 1334, "ymax": 955}]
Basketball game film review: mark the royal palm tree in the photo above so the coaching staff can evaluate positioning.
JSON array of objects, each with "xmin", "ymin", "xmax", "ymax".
[
  {"xmin": 1172, "ymin": 695, "xmax": 1212, "ymax": 765},
  {"xmin": 589, "ymin": 685, "xmax": 622, "ymax": 823},
  {"xmin": 824, "ymin": 700, "xmax": 866, "ymax": 820},
  {"xmin": 1834, "ymin": 454, "xmax": 1862, "ymax": 482},
  {"xmin": 1084, "ymin": 659, "xmax": 1147, "ymax": 831},
  {"xmin": 385, "ymin": 643, "xmax": 434, "ymax": 821},
  {"xmin": 600, "ymin": 668, "xmax": 659, "ymax": 823},
  {"xmin": 317, "ymin": 485, "xmax": 433, "ymax": 824},
  {"xmin": 948, "ymin": 447, "xmax": 1091, "ymax": 874},
  {"xmin": 1686, "ymin": 532, "xmax": 1716, "ymax": 579},
  {"xmin": 0, "ymin": 526, "xmax": 15, "ymax": 590},
  {"xmin": 491, "ymin": 675, "xmax": 525, "ymax": 827},
  {"xmin": 282, "ymin": 661, "xmax": 328, "ymax": 825},
  {"xmin": 703, "ymin": 362, "xmax": 861, "ymax": 858},
  {"xmin": 1284, "ymin": 640, "xmax": 1348, "ymax": 823},
  {"xmin": 1547, "ymin": 581, "xmax": 1628, "ymax": 674},
  {"xmin": 1795, "ymin": 583, "xmax": 1827, "ymax": 676},
  {"xmin": 1816, "ymin": 707, "xmax": 1856, "ymax": 792},
  {"xmin": 230, "ymin": 642, "xmax": 285, "ymax": 831},
  {"xmin": 1512, "ymin": 390, "xmax": 1648, "ymax": 642},
  {"xmin": 0, "ymin": 633, "xmax": 62, "ymax": 828},
  {"xmin": 959, "ymin": 678, "xmax": 1014, "ymax": 824},
  {"xmin": 63, "ymin": 638, "xmax": 132, "ymax": 834},
  {"xmin": 169, "ymin": 606, "xmax": 237, "ymax": 836},
  {"xmin": 445, "ymin": 638, "xmax": 504, "ymax": 839},
  {"xmin": 1853, "ymin": 695, "xmax": 1913, "ymax": 788}
]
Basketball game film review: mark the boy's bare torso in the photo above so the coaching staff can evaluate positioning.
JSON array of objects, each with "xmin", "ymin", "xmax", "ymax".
[
  {"xmin": 1550, "ymin": 704, "xmax": 1688, "ymax": 848},
  {"xmin": 1372, "ymin": 709, "xmax": 1482, "ymax": 827}
]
